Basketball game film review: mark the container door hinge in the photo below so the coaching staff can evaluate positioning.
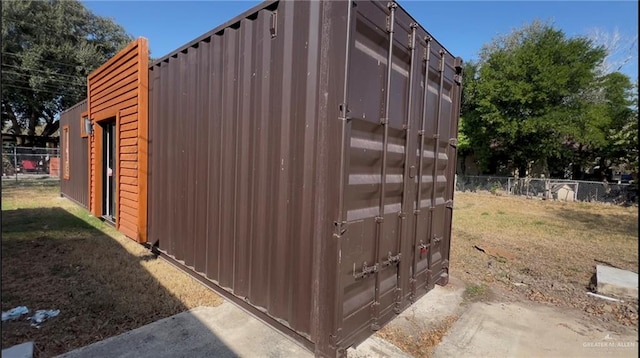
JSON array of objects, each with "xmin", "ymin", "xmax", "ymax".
[
  {"xmin": 270, "ymin": 11, "xmax": 277, "ymax": 38},
  {"xmin": 454, "ymin": 57, "xmax": 463, "ymax": 85},
  {"xmin": 333, "ymin": 221, "xmax": 348, "ymax": 239},
  {"xmin": 381, "ymin": 252, "xmax": 401, "ymax": 268},
  {"xmin": 329, "ymin": 328, "xmax": 341, "ymax": 347},
  {"xmin": 449, "ymin": 138, "xmax": 458, "ymax": 147},
  {"xmin": 454, "ymin": 74, "xmax": 463, "ymax": 86},
  {"xmin": 446, "ymin": 199, "xmax": 454, "ymax": 209},
  {"xmin": 354, "ymin": 262, "xmax": 378, "ymax": 279},
  {"xmin": 338, "ymin": 103, "xmax": 350, "ymax": 120}
]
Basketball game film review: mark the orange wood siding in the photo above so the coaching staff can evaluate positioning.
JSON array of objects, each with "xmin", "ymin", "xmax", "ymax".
[{"xmin": 87, "ymin": 38, "xmax": 149, "ymax": 243}]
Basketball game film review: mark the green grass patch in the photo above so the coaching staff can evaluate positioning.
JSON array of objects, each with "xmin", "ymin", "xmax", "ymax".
[{"xmin": 464, "ymin": 283, "xmax": 489, "ymax": 302}]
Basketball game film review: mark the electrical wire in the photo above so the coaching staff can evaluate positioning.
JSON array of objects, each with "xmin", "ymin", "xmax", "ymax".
[
  {"xmin": 1, "ymin": 63, "xmax": 85, "ymax": 80},
  {"xmin": 2, "ymin": 51, "xmax": 84, "ymax": 69}
]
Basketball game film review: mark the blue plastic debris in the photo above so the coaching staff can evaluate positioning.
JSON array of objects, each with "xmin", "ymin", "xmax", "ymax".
[
  {"xmin": 28, "ymin": 310, "xmax": 60, "ymax": 328},
  {"xmin": 1, "ymin": 306, "xmax": 29, "ymax": 321}
]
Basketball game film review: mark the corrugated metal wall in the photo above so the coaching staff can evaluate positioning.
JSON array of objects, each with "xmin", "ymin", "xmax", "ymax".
[
  {"xmin": 337, "ymin": 2, "xmax": 462, "ymax": 346},
  {"xmin": 146, "ymin": 0, "xmax": 460, "ymax": 355},
  {"xmin": 148, "ymin": 0, "xmax": 348, "ymax": 351},
  {"xmin": 60, "ymin": 100, "xmax": 89, "ymax": 208}
]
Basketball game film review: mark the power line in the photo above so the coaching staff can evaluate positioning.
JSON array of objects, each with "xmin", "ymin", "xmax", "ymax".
[
  {"xmin": 3, "ymin": 84, "xmax": 82, "ymax": 96},
  {"xmin": 3, "ymin": 80, "xmax": 70, "ymax": 94},
  {"xmin": 1, "ymin": 63, "xmax": 85, "ymax": 80},
  {"xmin": 1, "ymin": 70, "xmax": 85, "ymax": 86},
  {"xmin": 2, "ymin": 51, "xmax": 84, "ymax": 70},
  {"xmin": 3, "ymin": 84, "xmax": 65, "ymax": 96}
]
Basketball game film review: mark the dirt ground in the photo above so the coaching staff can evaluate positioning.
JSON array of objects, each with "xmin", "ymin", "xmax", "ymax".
[
  {"xmin": 379, "ymin": 191, "xmax": 638, "ymax": 357},
  {"xmin": 451, "ymin": 192, "xmax": 638, "ymax": 328},
  {"xmin": 1, "ymin": 183, "xmax": 222, "ymax": 357}
]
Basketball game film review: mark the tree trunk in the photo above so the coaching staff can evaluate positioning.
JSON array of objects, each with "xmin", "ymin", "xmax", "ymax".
[{"xmin": 3, "ymin": 103, "xmax": 21, "ymax": 134}]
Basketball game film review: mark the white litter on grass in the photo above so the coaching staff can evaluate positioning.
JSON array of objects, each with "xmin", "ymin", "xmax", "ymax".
[
  {"xmin": 2, "ymin": 306, "xmax": 29, "ymax": 321},
  {"xmin": 28, "ymin": 309, "xmax": 60, "ymax": 328},
  {"xmin": 586, "ymin": 291, "xmax": 624, "ymax": 302}
]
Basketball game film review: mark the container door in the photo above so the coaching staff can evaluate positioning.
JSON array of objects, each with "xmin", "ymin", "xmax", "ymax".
[
  {"xmin": 338, "ymin": 0, "xmax": 418, "ymax": 343},
  {"xmin": 412, "ymin": 37, "xmax": 461, "ymax": 297}
]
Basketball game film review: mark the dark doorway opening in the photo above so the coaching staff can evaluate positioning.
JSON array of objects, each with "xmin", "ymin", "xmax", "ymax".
[{"xmin": 101, "ymin": 119, "xmax": 116, "ymax": 223}]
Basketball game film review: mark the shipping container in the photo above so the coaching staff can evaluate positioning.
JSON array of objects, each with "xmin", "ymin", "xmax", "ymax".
[
  {"xmin": 61, "ymin": 0, "xmax": 462, "ymax": 356},
  {"xmin": 60, "ymin": 99, "xmax": 89, "ymax": 208}
]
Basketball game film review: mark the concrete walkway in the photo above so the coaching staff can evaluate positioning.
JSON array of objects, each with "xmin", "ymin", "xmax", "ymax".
[
  {"xmin": 55, "ymin": 276, "xmax": 638, "ymax": 357},
  {"xmin": 434, "ymin": 301, "xmax": 639, "ymax": 358},
  {"xmin": 57, "ymin": 302, "xmax": 409, "ymax": 358}
]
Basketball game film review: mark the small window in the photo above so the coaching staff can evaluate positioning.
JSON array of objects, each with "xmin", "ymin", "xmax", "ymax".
[
  {"xmin": 80, "ymin": 112, "xmax": 90, "ymax": 138},
  {"xmin": 63, "ymin": 125, "xmax": 70, "ymax": 180}
]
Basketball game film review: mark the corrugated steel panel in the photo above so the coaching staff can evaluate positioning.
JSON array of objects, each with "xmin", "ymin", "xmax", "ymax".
[
  {"xmin": 60, "ymin": 99, "xmax": 89, "ymax": 208},
  {"xmin": 147, "ymin": 0, "xmax": 461, "ymax": 356}
]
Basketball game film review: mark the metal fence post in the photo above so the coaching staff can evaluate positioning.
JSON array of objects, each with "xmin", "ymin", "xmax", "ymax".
[{"xmin": 13, "ymin": 146, "xmax": 18, "ymax": 182}]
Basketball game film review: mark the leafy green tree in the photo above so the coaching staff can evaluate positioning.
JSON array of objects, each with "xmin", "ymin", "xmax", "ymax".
[
  {"xmin": 605, "ymin": 80, "xmax": 638, "ymax": 174},
  {"xmin": 461, "ymin": 20, "xmax": 613, "ymax": 177},
  {"xmin": 1, "ymin": 0, "xmax": 132, "ymax": 142}
]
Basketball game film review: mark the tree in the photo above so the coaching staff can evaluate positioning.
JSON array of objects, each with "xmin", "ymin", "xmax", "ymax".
[
  {"xmin": 1, "ymin": 0, "xmax": 132, "ymax": 143},
  {"xmin": 605, "ymin": 80, "xmax": 638, "ymax": 174},
  {"xmin": 461, "ymin": 21, "xmax": 610, "ymax": 177}
]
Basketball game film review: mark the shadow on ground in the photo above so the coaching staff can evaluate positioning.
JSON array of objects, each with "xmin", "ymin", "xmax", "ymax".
[
  {"xmin": 1, "ymin": 207, "xmax": 232, "ymax": 357},
  {"xmin": 551, "ymin": 205, "xmax": 638, "ymax": 238}
]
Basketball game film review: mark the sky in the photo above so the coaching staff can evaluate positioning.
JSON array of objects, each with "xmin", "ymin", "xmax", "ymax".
[{"xmin": 83, "ymin": 0, "xmax": 639, "ymax": 79}]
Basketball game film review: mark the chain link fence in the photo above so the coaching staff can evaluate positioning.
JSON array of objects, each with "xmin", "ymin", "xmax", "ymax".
[
  {"xmin": 2, "ymin": 146, "xmax": 61, "ymax": 183},
  {"xmin": 456, "ymin": 175, "xmax": 637, "ymax": 205}
]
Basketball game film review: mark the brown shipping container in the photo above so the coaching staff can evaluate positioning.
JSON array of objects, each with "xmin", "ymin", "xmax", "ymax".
[
  {"xmin": 146, "ymin": 0, "xmax": 462, "ymax": 356},
  {"xmin": 60, "ymin": 100, "xmax": 90, "ymax": 208}
]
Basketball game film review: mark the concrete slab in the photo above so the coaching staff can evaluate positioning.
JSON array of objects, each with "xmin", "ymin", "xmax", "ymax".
[
  {"xmin": 56, "ymin": 302, "xmax": 407, "ymax": 358},
  {"xmin": 57, "ymin": 303, "xmax": 311, "ymax": 358},
  {"xmin": 433, "ymin": 302, "xmax": 638, "ymax": 358},
  {"xmin": 348, "ymin": 336, "xmax": 411, "ymax": 358},
  {"xmin": 2, "ymin": 342, "xmax": 34, "ymax": 358},
  {"xmin": 596, "ymin": 265, "xmax": 638, "ymax": 299},
  {"xmin": 385, "ymin": 276, "xmax": 466, "ymax": 336}
]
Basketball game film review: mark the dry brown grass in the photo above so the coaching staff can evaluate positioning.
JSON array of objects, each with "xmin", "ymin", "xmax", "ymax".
[
  {"xmin": 377, "ymin": 315, "xmax": 459, "ymax": 357},
  {"xmin": 451, "ymin": 192, "xmax": 638, "ymax": 326},
  {"xmin": 379, "ymin": 192, "xmax": 637, "ymax": 357},
  {"xmin": 1, "ymin": 183, "xmax": 222, "ymax": 357}
]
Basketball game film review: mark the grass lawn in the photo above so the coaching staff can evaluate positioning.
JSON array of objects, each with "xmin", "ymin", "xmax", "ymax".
[
  {"xmin": 380, "ymin": 192, "xmax": 638, "ymax": 357},
  {"xmin": 451, "ymin": 192, "xmax": 638, "ymax": 326},
  {"xmin": 1, "ymin": 183, "xmax": 637, "ymax": 357},
  {"xmin": 1, "ymin": 182, "xmax": 222, "ymax": 357}
]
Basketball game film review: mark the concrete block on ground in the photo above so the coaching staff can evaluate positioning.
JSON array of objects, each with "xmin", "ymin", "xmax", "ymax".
[
  {"xmin": 2, "ymin": 342, "xmax": 34, "ymax": 358},
  {"xmin": 596, "ymin": 265, "xmax": 638, "ymax": 299}
]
